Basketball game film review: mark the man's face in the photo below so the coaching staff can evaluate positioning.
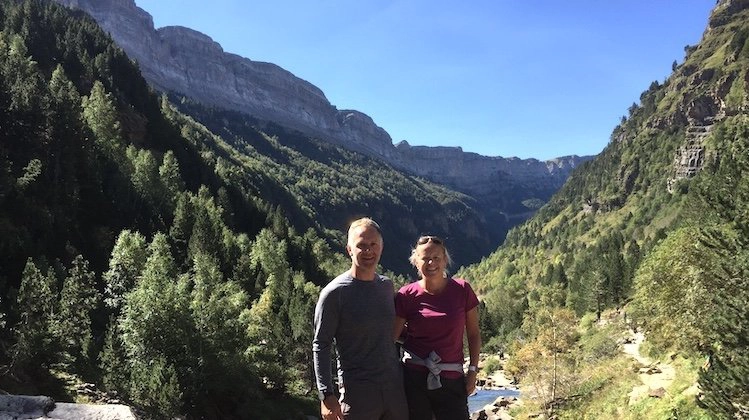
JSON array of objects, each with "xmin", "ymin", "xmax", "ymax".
[{"xmin": 346, "ymin": 225, "xmax": 383, "ymax": 271}]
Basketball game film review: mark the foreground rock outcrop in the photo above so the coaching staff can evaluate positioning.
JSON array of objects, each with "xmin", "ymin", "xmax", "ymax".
[{"xmin": 0, "ymin": 394, "xmax": 138, "ymax": 420}]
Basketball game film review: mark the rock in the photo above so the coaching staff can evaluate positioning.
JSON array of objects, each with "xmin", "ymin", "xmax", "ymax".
[
  {"xmin": 495, "ymin": 412, "xmax": 514, "ymax": 420},
  {"xmin": 471, "ymin": 409, "xmax": 488, "ymax": 420},
  {"xmin": 648, "ymin": 387, "xmax": 667, "ymax": 398},
  {"xmin": 0, "ymin": 394, "xmax": 138, "ymax": 420},
  {"xmin": 641, "ymin": 366, "xmax": 662, "ymax": 375},
  {"xmin": 0, "ymin": 395, "xmax": 54, "ymax": 418},
  {"xmin": 47, "ymin": 402, "xmax": 138, "ymax": 419}
]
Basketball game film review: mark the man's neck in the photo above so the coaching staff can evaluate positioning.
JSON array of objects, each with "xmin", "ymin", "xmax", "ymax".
[{"xmin": 350, "ymin": 266, "xmax": 377, "ymax": 281}]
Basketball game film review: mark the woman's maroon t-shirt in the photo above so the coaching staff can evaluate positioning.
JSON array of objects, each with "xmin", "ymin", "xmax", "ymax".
[{"xmin": 395, "ymin": 277, "xmax": 479, "ymax": 379}]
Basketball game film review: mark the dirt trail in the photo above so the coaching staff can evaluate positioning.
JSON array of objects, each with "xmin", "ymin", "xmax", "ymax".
[{"xmin": 622, "ymin": 330, "xmax": 675, "ymax": 405}]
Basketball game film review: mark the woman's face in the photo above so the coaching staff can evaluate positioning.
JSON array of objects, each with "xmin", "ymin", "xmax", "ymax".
[{"xmin": 414, "ymin": 242, "xmax": 447, "ymax": 280}]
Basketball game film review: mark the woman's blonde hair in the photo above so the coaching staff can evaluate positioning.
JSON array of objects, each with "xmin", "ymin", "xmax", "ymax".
[{"xmin": 409, "ymin": 235, "xmax": 452, "ymax": 276}]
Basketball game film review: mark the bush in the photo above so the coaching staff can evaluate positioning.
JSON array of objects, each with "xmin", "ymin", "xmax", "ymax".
[
  {"xmin": 580, "ymin": 327, "xmax": 620, "ymax": 363},
  {"xmin": 481, "ymin": 356, "xmax": 502, "ymax": 376},
  {"xmin": 483, "ymin": 335, "xmax": 505, "ymax": 354}
]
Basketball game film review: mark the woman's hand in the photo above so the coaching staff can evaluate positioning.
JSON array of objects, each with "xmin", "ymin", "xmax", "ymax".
[{"xmin": 466, "ymin": 370, "xmax": 478, "ymax": 396}]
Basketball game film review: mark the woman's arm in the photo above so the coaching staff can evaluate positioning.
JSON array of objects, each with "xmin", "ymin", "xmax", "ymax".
[
  {"xmin": 393, "ymin": 316, "xmax": 407, "ymax": 343},
  {"xmin": 465, "ymin": 306, "xmax": 481, "ymax": 395}
]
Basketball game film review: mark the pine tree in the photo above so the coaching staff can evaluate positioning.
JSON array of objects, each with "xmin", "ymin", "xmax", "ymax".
[
  {"xmin": 188, "ymin": 251, "xmax": 261, "ymax": 405},
  {"xmin": 169, "ymin": 192, "xmax": 193, "ymax": 268},
  {"xmin": 81, "ymin": 80, "xmax": 123, "ymax": 161},
  {"xmin": 246, "ymin": 228, "xmax": 294, "ymax": 392},
  {"xmin": 187, "ymin": 186, "xmax": 225, "ymax": 264},
  {"xmin": 128, "ymin": 147, "xmax": 162, "ymax": 211},
  {"xmin": 53, "ymin": 255, "xmax": 99, "ymax": 367},
  {"xmin": 13, "ymin": 258, "xmax": 56, "ymax": 371},
  {"xmin": 103, "ymin": 229, "xmax": 147, "ymax": 311},
  {"xmin": 158, "ymin": 150, "xmax": 184, "ymax": 210},
  {"xmin": 120, "ymin": 233, "xmax": 193, "ymax": 416},
  {"xmin": 99, "ymin": 317, "xmax": 128, "ymax": 395},
  {"xmin": 698, "ymin": 271, "xmax": 749, "ymax": 418}
]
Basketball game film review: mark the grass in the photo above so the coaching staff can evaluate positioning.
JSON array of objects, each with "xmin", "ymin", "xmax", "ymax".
[{"xmin": 508, "ymin": 311, "xmax": 711, "ymax": 420}]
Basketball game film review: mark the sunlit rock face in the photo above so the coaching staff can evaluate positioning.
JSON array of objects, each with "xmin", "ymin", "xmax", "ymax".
[
  {"xmin": 53, "ymin": 0, "xmax": 590, "ymax": 210},
  {"xmin": 395, "ymin": 141, "xmax": 587, "ymax": 202},
  {"xmin": 54, "ymin": 0, "xmax": 395, "ymax": 157}
]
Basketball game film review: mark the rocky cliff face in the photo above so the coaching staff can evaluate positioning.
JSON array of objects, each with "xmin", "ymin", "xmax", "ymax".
[
  {"xmin": 53, "ymin": 0, "xmax": 395, "ymax": 157},
  {"xmin": 53, "ymin": 0, "xmax": 589, "ymax": 214},
  {"xmin": 394, "ymin": 141, "xmax": 587, "ymax": 200}
]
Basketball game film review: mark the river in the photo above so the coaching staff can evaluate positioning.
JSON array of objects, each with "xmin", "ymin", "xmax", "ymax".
[{"xmin": 468, "ymin": 388, "xmax": 521, "ymax": 414}]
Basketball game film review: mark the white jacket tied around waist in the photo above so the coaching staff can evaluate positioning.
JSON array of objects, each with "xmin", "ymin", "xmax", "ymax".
[{"xmin": 402, "ymin": 350, "xmax": 463, "ymax": 390}]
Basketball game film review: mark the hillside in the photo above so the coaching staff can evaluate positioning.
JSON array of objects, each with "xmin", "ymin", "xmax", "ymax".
[
  {"xmin": 0, "ymin": 1, "xmax": 352, "ymax": 418},
  {"xmin": 459, "ymin": 0, "xmax": 749, "ymax": 417},
  {"xmin": 167, "ymin": 96, "xmax": 495, "ymax": 273},
  {"xmin": 51, "ymin": 0, "xmax": 590, "ymax": 258}
]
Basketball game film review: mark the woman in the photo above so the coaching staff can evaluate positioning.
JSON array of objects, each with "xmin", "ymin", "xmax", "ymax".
[{"xmin": 394, "ymin": 235, "xmax": 481, "ymax": 420}]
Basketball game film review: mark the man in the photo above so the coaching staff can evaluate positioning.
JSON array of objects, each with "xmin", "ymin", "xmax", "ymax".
[{"xmin": 312, "ymin": 218, "xmax": 408, "ymax": 420}]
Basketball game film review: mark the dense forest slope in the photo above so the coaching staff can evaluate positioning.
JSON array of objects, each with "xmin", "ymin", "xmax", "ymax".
[
  {"xmin": 51, "ymin": 0, "xmax": 590, "ymax": 264},
  {"xmin": 167, "ymin": 96, "xmax": 494, "ymax": 273},
  {"xmin": 0, "ymin": 1, "xmax": 381, "ymax": 418},
  {"xmin": 459, "ymin": 0, "xmax": 749, "ymax": 417}
]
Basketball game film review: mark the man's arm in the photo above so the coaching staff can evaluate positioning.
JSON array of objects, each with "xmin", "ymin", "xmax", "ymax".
[
  {"xmin": 313, "ymin": 285, "xmax": 343, "ymax": 419},
  {"xmin": 312, "ymin": 285, "xmax": 338, "ymax": 398}
]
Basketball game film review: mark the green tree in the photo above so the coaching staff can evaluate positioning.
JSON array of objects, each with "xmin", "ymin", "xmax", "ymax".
[
  {"xmin": 53, "ymin": 255, "xmax": 99, "ymax": 367},
  {"xmin": 46, "ymin": 64, "xmax": 83, "ymax": 202},
  {"xmin": 13, "ymin": 258, "xmax": 56, "ymax": 371},
  {"xmin": 244, "ymin": 228, "xmax": 321, "ymax": 393},
  {"xmin": 127, "ymin": 146, "xmax": 163, "ymax": 211},
  {"xmin": 169, "ymin": 192, "xmax": 193, "ymax": 268},
  {"xmin": 120, "ymin": 233, "xmax": 193, "ymax": 417},
  {"xmin": 188, "ymin": 251, "xmax": 261, "ymax": 410},
  {"xmin": 103, "ymin": 229, "xmax": 148, "ymax": 311},
  {"xmin": 698, "ymin": 271, "xmax": 749, "ymax": 419},
  {"xmin": 82, "ymin": 80, "xmax": 123, "ymax": 161},
  {"xmin": 630, "ymin": 226, "xmax": 719, "ymax": 352},
  {"xmin": 187, "ymin": 186, "xmax": 225, "ymax": 265},
  {"xmin": 692, "ymin": 229, "xmax": 749, "ymax": 418},
  {"xmin": 510, "ymin": 304, "xmax": 578, "ymax": 414},
  {"xmin": 128, "ymin": 355, "xmax": 183, "ymax": 418},
  {"xmin": 159, "ymin": 150, "xmax": 185, "ymax": 210},
  {"xmin": 246, "ymin": 229, "xmax": 290, "ymax": 392},
  {"xmin": 99, "ymin": 317, "xmax": 128, "ymax": 395}
]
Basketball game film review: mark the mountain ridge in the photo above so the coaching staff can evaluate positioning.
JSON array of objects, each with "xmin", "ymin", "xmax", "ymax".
[
  {"xmin": 456, "ymin": 0, "xmax": 749, "ymax": 416},
  {"xmin": 52, "ymin": 0, "xmax": 591, "ymax": 216}
]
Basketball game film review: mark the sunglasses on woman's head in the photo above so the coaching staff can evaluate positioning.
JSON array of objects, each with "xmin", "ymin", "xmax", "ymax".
[{"xmin": 417, "ymin": 235, "xmax": 443, "ymax": 245}]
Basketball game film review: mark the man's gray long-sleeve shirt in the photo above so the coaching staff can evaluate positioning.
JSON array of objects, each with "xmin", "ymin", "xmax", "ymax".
[{"xmin": 312, "ymin": 271, "xmax": 402, "ymax": 396}]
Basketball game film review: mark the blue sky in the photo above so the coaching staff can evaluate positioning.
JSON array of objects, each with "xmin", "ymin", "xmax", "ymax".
[{"xmin": 135, "ymin": 1, "xmax": 715, "ymax": 160}]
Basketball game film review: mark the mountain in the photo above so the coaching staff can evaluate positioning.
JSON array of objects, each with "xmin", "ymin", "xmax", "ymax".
[
  {"xmin": 3, "ymin": 0, "xmax": 748, "ymax": 418},
  {"xmin": 52, "ymin": 0, "xmax": 590, "ymax": 226},
  {"xmin": 0, "ymin": 0, "xmax": 362, "ymax": 417},
  {"xmin": 457, "ymin": 0, "xmax": 749, "ymax": 417}
]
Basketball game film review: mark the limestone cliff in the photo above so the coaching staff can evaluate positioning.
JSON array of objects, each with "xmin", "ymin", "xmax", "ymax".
[
  {"xmin": 53, "ymin": 0, "xmax": 590, "ymax": 216},
  {"xmin": 53, "ymin": 0, "xmax": 395, "ymax": 157},
  {"xmin": 395, "ymin": 141, "xmax": 586, "ymax": 201}
]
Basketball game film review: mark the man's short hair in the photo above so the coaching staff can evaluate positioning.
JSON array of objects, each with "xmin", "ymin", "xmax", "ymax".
[{"xmin": 347, "ymin": 217, "xmax": 382, "ymax": 241}]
